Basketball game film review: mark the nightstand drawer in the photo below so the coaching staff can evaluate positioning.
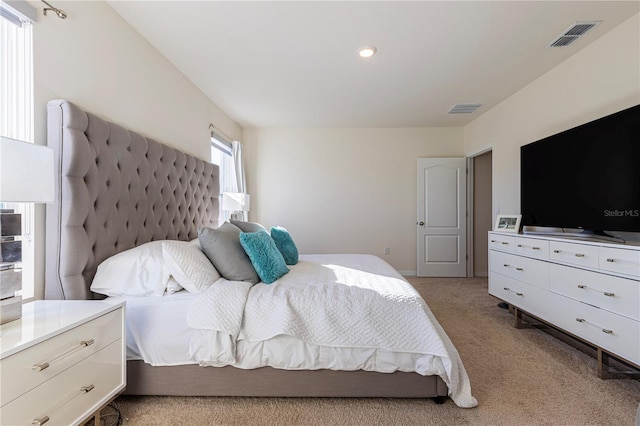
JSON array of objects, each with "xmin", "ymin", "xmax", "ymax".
[
  {"xmin": 550, "ymin": 263, "xmax": 639, "ymax": 321},
  {"xmin": 549, "ymin": 241, "xmax": 598, "ymax": 269},
  {"xmin": 0, "ymin": 309, "xmax": 121, "ymax": 405},
  {"xmin": 0, "ymin": 340, "xmax": 124, "ymax": 426}
]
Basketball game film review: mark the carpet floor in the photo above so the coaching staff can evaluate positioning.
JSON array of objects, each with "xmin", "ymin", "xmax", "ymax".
[{"xmin": 114, "ymin": 277, "xmax": 640, "ymax": 425}]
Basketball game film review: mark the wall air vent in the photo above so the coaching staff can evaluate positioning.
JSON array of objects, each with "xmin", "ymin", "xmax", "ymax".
[
  {"xmin": 548, "ymin": 21, "xmax": 601, "ymax": 47},
  {"xmin": 448, "ymin": 104, "xmax": 482, "ymax": 114}
]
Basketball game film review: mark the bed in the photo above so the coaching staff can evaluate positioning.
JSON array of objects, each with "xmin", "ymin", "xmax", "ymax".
[{"xmin": 44, "ymin": 99, "xmax": 476, "ymax": 408}]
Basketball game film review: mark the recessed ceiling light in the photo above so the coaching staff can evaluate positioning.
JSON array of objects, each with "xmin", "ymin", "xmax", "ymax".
[{"xmin": 358, "ymin": 46, "xmax": 377, "ymax": 58}]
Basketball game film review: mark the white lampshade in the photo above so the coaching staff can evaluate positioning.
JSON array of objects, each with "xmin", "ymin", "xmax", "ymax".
[
  {"xmin": 0, "ymin": 136, "xmax": 55, "ymax": 203},
  {"xmin": 222, "ymin": 192, "xmax": 250, "ymax": 212}
]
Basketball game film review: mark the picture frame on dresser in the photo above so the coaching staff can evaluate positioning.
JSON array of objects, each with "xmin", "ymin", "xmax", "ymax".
[{"xmin": 494, "ymin": 214, "xmax": 522, "ymax": 233}]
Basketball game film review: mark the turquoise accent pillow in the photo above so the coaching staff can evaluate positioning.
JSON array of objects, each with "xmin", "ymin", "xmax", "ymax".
[
  {"xmin": 239, "ymin": 231, "xmax": 289, "ymax": 284},
  {"xmin": 270, "ymin": 226, "xmax": 299, "ymax": 265}
]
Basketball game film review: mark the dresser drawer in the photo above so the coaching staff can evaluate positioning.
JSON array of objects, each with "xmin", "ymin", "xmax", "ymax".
[
  {"xmin": 549, "ymin": 241, "xmax": 598, "ymax": 269},
  {"xmin": 515, "ymin": 237, "xmax": 549, "ymax": 260},
  {"xmin": 599, "ymin": 247, "xmax": 640, "ymax": 279},
  {"xmin": 490, "ymin": 251, "xmax": 549, "ymax": 290},
  {"xmin": 550, "ymin": 263, "xmax": 639, "ymax": 321},
  {"xmin": 489, "ymin": 273, "xmax": 549, "ymax": 320},
  {"xmin": 0, "ymin": 309, "xmax": 122, "ymax": 405},
  {"xmin": 551, "ymin": 297, "xmax": 639, "ymax": 366},
  {"xmin": 0, "ymin": 340, "xmax": 124, "ymax": 426},
  {"xmin": 489, "ymin": 234, "xmax": 516, "ymax": 252}
]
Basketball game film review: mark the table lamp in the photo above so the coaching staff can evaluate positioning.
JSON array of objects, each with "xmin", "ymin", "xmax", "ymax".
[{"xmin": 0, "ymin": 136, "xmax": 55, "ymax": 324}]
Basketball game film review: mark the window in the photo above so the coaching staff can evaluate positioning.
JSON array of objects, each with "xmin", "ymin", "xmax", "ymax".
[
  {"xmin": 210, "ymin": 132, "xmax": 236, "ymax": 225},
  {"xmin": 1, "ymin": 1, "xmax": 36, "ymax": 300}
]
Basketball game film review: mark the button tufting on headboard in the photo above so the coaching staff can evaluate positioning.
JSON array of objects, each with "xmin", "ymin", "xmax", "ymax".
[{"xmin": 45, "ymin": 100, "xmax": 219, "ymax": 300}]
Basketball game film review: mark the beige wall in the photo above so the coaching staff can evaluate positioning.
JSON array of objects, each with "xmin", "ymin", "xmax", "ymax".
[
  {"xmin": 464, "ymin": 14, "xmax": 640, "ymax": 225},
  {"xmin": 30, "ymin": 0, "xmax": 241, "ymax": 298},
  {"xmin": 243, "ymin": 127, "xmax": 464, "ymax": 274}
]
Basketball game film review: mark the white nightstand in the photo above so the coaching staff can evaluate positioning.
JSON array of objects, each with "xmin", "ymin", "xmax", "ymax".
[{"xmin": 0, "ymin": 299, "xmax": 126, "ymax": 425}]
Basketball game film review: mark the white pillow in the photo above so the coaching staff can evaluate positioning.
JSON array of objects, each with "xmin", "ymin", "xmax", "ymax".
[
  {"xmin": 162, "ymin": 241, "xmax": 221, "ymax": 294},
  {"xmin": 91, "ymin": 241, "xmax": 170, "ymax": 297},
  {"xmin": 166, "ymin": 277, "xmax": 185, "ymax": 295}
]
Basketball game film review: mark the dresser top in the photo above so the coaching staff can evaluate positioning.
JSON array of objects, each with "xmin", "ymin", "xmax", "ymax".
[
  {"xmin": 0, "ymin": 299, "xmax": 124, "ymax": 359},
  {"xmin": 490, "ymin": 231, "xmax": 640, "ymax": 250}
]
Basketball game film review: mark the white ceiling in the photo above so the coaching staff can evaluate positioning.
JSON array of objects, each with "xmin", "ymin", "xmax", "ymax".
[{"xmin": 107, "ymin": 1, "xmax": 639, "ymax": 128}]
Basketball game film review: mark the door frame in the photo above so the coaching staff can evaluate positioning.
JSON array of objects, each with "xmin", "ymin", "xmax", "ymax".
[{"xmin": 466, "ymin": 146, "xmax": 493, "ymax": 278}]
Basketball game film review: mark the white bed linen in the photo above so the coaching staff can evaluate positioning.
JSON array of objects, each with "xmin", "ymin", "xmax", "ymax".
[{"xmin": 187, "ymin": 254, "xmax": 477, "ymax": 408}]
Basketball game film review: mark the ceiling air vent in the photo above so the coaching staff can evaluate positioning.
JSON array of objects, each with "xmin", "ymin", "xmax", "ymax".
[
  {"xmin": 448, "ymin": 104, "xmax": 482, "ymax": 114},
  {"xmin": 548, "ymin": 21, "xmax": 601, "ymax": 47}
]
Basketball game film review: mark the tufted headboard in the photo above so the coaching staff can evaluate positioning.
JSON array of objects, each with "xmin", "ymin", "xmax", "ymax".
[{"xmin": 45, "ymin": 100, "xmax": 219, "ymax": 300}]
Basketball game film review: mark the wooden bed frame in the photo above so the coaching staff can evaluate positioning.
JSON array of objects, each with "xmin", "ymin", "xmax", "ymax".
[{"xmin": 44, "ymin": 99, "xmax": 448, "ymax": 401}]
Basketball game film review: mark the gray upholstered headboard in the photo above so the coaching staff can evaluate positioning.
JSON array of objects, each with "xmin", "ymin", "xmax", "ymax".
[{"xmin": 45, "ymin": 100, "xmax": 219, "ymax": 300}]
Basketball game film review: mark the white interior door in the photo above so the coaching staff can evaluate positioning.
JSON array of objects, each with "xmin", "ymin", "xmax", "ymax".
[{"xmin": 417, "ymin": 158, "xmax": 467, "ymax": 277}]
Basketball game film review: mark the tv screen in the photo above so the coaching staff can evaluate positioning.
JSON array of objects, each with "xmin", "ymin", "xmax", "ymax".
[{"xmin": 521, "ymin": 104, "xmax": 640, "ymax": 234}]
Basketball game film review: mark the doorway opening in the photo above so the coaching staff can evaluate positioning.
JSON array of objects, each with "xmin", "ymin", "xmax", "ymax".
[{"xmin": 467, "ymin": 150, "xmax": 493, "ymax": 277}]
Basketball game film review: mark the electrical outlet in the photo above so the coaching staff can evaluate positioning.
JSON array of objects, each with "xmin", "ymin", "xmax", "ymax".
[{"xmin": 384, "ymin": 247, "xmax": 390, "ymax": 255}]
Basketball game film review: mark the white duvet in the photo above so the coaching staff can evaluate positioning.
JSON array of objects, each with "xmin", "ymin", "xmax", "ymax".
[{"xmin": 186, "ymin": 254, "xmax": 477, "ymax": 408}]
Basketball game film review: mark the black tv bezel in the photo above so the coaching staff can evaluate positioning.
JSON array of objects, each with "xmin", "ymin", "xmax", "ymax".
[{"xmin": 520, "ymin": 104, "xmax": 640, "ymax": 237}]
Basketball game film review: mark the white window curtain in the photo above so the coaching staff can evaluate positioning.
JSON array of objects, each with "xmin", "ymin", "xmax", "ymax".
[
  {"xmin": 211, "ymin": 133, "xmax": 248, "ymax": 222},
  {"xmin": 0, "ymin": 0, "xmax": 36, "ymax": 300},
  {"xmin": 231, "ymin": 140, "xmax": 248, "ymax": 221}
]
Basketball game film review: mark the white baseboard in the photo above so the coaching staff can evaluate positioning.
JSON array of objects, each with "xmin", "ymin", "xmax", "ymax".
[{"xmin": 399, "ymin": 270, "xmax": 417, "ymax": 277}]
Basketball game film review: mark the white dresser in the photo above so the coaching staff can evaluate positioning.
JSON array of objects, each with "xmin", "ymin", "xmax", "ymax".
[
  {"xmin": 488, "ymin": 232, "xmax": 640, "ymax": 377},
  {"xmin": 0, "ymin": 300, "xmax": 126, "ymax": 425}
]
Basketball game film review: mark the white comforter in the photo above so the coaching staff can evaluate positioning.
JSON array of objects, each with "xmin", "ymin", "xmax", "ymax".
[{"xmin": 187, "ymin": 254, "xmax": 477, "ymax": 408}]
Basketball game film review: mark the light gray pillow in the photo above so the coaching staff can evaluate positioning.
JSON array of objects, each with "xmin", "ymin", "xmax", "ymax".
[
  {"xmin": 198, "ymin": 223, "xmax": 260, "ymax": 284},
  {"xmin": 230, "ymin": 219, "xmax": 267, "ymax": 233}
]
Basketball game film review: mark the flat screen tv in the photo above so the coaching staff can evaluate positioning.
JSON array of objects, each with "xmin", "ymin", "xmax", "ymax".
[{"xmin": 520, "ymin": 104, "xmax": 640, "ymax": 236}]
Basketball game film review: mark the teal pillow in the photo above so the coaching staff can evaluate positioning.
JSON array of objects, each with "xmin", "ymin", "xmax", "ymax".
[
  {"xmin": 270, "ymin": 226, "xmax": 299, "ymax": 265},
  {"xmin": 239, "ymin": 231, "xmax": 289, "ymax": 284}
]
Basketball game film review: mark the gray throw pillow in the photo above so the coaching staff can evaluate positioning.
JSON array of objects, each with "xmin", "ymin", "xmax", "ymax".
[
  {"xmin": 230, "ymin": 219, "xmax": 267, "ymax": 233},
  {"xmin": 198, "ymin": 223, "xmax": 260, "ymax": 284}
]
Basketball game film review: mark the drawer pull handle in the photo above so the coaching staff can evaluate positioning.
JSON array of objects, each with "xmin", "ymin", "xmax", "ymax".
[
  {"xmin": 501, "ymin": 242, "xmax": 509, "ymax": 245},
  {"xmin": 575, "ymin": 318, "xmax": 613, "ymax": 334},
  {"xmin": 515, "ymin": 267, "xmax": 524, "ymax": 271},
  {"xmin": 553, "ymin": 249, "xmax": 560, "ymax": 253},
  {"xmin": 503, "ymin": 264, "xmax": 509, "ymax": 268},
  {"xmin": 32, "ymin": 362, "xmax": 50, "ymax": 372},
  {"xmin": 491, "ymin": 240, "xmax": 497, "ymax": 243},
  {"xmin": 576, "ymin": 285, "xmax": 615, "ymax": 297},
  {"xmin": 517, "ymin": 244, "xmax": 522, "ymax": 248},
  {"xmin": 32, "ymin": 339, "xmax": 96, "ymax": 372},
  {"xmin": 575, "ymin": 253, "xmax": 585, "ymax": 258},
  {"xmin": 532, "ymin": 247, "xmax": 540, "ymax": 250},
  {"xmin": 503, "ymin": 287, "xmax": 523, "ymax": 296},
  {"xmin": 32, "ymin": 384, "xmax": 96, "ymax": 425},
  {"xmin": 81, "ymin": 384, "xmax": 95, "ymax": 393},
  {"xmin": 606, "ymin": 258, "xmax": 615, "ymax": 263}
]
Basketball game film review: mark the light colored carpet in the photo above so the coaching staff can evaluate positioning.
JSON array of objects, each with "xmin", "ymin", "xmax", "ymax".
[{"xmin": 114, "ymin": 277, "xmax": 640, "ymax": 425}]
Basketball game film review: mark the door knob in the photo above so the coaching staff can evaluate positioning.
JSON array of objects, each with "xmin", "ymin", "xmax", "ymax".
[{"xmin": 418, "ymin": 221, "xmax": 425, "ymax": 226}]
